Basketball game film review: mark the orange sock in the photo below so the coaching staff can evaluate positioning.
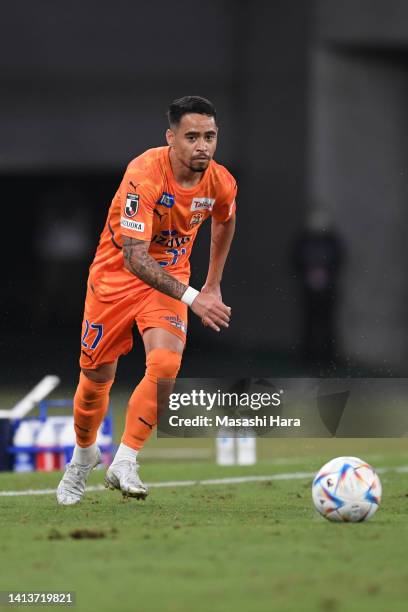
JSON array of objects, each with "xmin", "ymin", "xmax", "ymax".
[
  {"xmin": 74, "ymin": 372, "xmax": 114, "ymax": 447},
  {"xmin": 122, "ymin": 348, "xmax": 182, "ymax": 450}
]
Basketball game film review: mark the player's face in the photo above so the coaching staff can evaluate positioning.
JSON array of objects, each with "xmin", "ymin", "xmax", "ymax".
[{"xmin": 167, "ymin": 113, "xmax": 218, "ymax": 173}]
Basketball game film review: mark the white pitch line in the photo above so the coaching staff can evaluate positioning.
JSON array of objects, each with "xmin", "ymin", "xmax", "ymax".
[{"xmin": 0, "ymin": 465, "xmax": 407, "ymax": 498}]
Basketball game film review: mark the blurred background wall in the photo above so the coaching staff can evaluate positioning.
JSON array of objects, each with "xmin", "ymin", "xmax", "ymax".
[{"xmin": 1, "ymin": 0, "xmax": 407, "ymax": 387}]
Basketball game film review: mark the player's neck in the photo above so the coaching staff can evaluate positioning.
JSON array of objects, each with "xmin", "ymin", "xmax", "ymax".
[{"xmin": 169, "ymin": 148, "xmax": 205, "ymax": 189}]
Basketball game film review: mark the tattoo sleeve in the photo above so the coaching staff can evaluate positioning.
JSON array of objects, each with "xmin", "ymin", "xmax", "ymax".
[{"xmin": 122, "ymin": 236, "xmax": 187, "ymax": 300}]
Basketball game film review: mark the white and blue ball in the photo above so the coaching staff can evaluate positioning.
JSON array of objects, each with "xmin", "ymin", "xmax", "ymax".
[{"xmin": 312, "ymin": 456, "xmax": 382, "ymax": 522}]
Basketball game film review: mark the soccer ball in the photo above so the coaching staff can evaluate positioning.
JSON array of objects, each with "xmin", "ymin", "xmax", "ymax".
[{"xmin": 312, "ymin": 456, "xmax": 382, "ymax": 522}]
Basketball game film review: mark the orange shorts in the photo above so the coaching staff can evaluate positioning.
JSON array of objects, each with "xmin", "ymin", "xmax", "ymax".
[{"xmin": 79, "ymin": 285, "xmax": 188, "ymax": 370}]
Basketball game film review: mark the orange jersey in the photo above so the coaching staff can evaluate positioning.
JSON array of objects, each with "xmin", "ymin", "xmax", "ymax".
[{"xmin": 89, "ymin": 146, "xmax": 237, "ymax": 301}]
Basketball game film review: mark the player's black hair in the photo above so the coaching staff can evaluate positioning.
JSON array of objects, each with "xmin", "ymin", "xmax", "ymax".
[{"xmin": 167, "ymin": 96, "xmax": 217, "ymax": 127}]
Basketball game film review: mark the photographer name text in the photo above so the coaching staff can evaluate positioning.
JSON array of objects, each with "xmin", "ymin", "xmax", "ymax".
[{"xmin": 168, "ymin": 415, "xmax": 301, "ymax": 428}]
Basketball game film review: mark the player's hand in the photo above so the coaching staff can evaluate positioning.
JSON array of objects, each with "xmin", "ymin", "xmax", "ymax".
[{"xmin": 190, "ymin": 289, "xmax": 231, "ymax": 332}]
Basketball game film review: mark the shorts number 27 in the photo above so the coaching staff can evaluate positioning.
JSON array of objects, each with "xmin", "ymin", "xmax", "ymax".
[{"xmin": 81, "ymin": 320, "xmax": 104, "ymax": 350}]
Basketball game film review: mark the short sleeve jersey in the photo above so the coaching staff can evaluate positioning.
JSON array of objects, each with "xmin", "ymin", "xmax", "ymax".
[{"xmin": 89, "ymin": 146, "xmax": 237, "ymax": 301}]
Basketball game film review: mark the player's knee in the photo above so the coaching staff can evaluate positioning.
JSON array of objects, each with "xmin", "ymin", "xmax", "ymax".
[
  {"xmin": 77, "ymin": 371, "xmax": 114, "ymax": 406},
  {"xmin": 146, "ymin": 348, "xmax": 182, "ymax": 380},
  {"xmin": 81, "ymin": 362, "xmax": 116, "ymax": 384}
]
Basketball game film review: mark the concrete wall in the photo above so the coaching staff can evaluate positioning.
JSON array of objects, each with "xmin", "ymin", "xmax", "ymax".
[{"xmin": 310, "ymin": 0, "xmax": 408, "ymax": 370}]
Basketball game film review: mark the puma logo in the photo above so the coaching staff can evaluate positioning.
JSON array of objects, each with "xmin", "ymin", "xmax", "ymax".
[{"xmin": 154, "ymin": 208, "xmax": 167, "ymax": 222}]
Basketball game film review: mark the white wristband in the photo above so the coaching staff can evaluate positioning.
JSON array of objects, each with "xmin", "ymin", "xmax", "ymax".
[{"xmin": 181, "ymin": 286, "xmax": 199, "ymax": 306}]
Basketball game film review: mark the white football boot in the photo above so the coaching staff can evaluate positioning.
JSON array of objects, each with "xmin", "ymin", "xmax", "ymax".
[
  {"xmin": 56, "ymin": 447, "xmax": 101, "ymax": 506},
  {"xmin": 105, "ymin": 460, "xmax": 148, "ymax": 500}
]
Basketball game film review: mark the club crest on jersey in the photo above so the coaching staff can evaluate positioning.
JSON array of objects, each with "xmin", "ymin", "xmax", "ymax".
[
  {"xmin": 189, "ymin": 212, "xmax": 204, "ymax": 228},
  {"xmin": 158, "ymin": 192, "xmax": 175, "ymax": 208},
  {"xmin": 190, "ymin": 197, "xmax": 215, "ymax": 212},
  {"xmin": 125, "ymin": 193, "xmax": 139, "ymax": 217}
]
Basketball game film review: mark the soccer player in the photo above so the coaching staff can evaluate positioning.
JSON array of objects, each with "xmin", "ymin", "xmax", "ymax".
[{"xmin": 57, "ymin": 96, "xmax": 237, "ymax": 505}]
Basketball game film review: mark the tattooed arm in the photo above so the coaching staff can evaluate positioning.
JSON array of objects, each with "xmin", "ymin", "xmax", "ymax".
[
  {"xmin": 122, "ymin": 236, "xmax": 187, "ymax": 300},
  {"xmin": 122, "ymin": 236, "xmax": 231, "ymax": 332}
]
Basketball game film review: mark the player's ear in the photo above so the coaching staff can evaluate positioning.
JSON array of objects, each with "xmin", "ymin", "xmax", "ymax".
[{"xmin": 166, "ymin": 128, "xmax": 175, "ymax": 147}]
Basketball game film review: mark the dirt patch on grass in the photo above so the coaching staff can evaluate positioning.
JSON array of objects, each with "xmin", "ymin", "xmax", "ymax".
[{"xmin": 47, "ymin": 527, "xmax": 118, "ymax": 540}]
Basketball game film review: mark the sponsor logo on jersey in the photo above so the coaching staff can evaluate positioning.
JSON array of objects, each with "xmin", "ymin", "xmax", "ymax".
[
  {"xmin": 189, "ymin": 212, "xmax": 204, "ymax": 228},
  {"xmin": 120, "ymin": 217, "xmax": 145, "ymax": 232},
  {"xmin": 191, "ymin": 197, "xmax": 215, "ymax": 212},
  {"xmin": 158, "ymin": 192, "xmax": 175, "ymax": 208},
  {"xmin": 160, "ymin": 314, "xmax": 187, "ymax": 335},
  {"xmin": 125, "ymin": 193, "xmax": 139, "ymax": 217},
  {"xmin": 151, "ymin": 229, "xmax": 190, "ymax": 248}
]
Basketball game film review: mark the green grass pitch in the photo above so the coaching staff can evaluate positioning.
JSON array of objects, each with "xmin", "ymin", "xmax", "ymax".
[{"xmin": 1, "ymin": 438, "xmax": 408, "ymax": 612}]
